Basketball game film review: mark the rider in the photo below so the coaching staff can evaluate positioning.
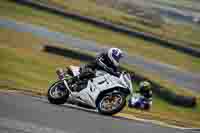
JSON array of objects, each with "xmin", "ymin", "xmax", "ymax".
[
  {"xmin": 137, "ymin": 81, "xmax": 152, "ymax": 100},
  {"xmin": 128, "ymin": 81, "xmax": 153, "ymax": 110},
  {"xmin": 70, "ymin": 48, "xmax": 124, "ymax": 90}
]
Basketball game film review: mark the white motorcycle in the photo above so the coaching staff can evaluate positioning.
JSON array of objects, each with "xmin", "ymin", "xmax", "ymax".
[{"xmin": 47, "ymin": 66, "xmax": 132, "ymax": 115}]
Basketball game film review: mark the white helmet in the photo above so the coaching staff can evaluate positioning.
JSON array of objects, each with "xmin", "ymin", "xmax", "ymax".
[{"xmin": 107, "ymin": 48, "xmax": 123, "ymax": 67}]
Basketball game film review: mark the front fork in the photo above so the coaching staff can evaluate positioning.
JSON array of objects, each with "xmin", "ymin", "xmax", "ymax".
[
  {"xmin": 56, "ymin": 68, "xmax": 73, "ymax": 94},
  {"xmin": 63, "ymin": 79, "xmax": 73, "ymax": 94}
]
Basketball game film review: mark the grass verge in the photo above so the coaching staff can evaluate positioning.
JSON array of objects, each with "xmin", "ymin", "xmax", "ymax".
[
  {"xmin": 0, "ymin": 28, "xmax": 200, "ymax": 127},
  {"xmin": 37, "ymin": 0, "xmax": 200, "ymax": 48},
  {"xmin": 0, "ymin": 28, "xmax": 81, "ymax": 93},
  {"xmin": 1, "ymin": 0, "xmax": 200, "ymax": 74}
]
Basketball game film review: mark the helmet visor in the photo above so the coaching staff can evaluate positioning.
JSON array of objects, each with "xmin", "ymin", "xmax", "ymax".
[{"xmin": 112, "ymin": 50, "xmax": 123, "ymax": 63}]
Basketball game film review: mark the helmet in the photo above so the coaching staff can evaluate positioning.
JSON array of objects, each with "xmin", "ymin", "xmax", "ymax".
[
  {"xmin": 107, "ymin": 48, "xmax": 123, "ymax": 67},
  {"xmin": 138, "ymin": 81, "xmax": 152, "ymax": 98}
]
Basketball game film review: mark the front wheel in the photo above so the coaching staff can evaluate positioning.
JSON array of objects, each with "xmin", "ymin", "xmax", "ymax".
[
  {"xmin": 47, "ymin": 80, "xmax": 69, "ymax": 105},
  {"xmin": 96, "ymin": 92, "xmax": 126, "ymax": 115}
]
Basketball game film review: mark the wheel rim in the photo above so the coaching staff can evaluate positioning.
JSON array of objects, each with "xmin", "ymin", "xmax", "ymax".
[
  {"xmin": 100, "ymin": 94, "xmax": 123, "ymax": 112},
  {"xmin": 49, "ymin": 82, "xmax": 67, "ymax": 99}
]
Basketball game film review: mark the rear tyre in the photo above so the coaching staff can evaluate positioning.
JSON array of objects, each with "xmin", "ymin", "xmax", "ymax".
[
  {"xmin": 96, "ymin": 92, "xmax": 126, "ymax": 115},
  {"xmin": 47, "ymin": 80, "xmax": 69, "ymax": 105}
]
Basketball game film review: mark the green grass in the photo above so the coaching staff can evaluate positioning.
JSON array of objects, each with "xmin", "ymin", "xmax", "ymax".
[
  {"xmin": 38, "ymin": 0, "xmax": 200, "ymax": 48},
  {"xmin": 1, "ymin": 0, "xmax": 200, "ymax": 74},
  {"xmin": 0, "ymin": 28, "xmax": 81, "ymax": 93},
  {"xmin": 37, "ymin": 0, "xmax": 163, "ymax": 33},
  {"xmin": 122, "ymin": 64, "xmax": 197, "ymax": 97},
  {"xmin": 0, "ymin": 28, "xmax": 200, "ymax": 127}
]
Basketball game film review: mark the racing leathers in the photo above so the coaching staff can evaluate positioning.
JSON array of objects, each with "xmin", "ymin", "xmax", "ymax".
[
  {"xmin": 81, "ymin": 51, "xmax": 121, "ymax": 77},
  {"xmin": 70, "ymin": 51, "xmax": 121, "ymax": 92}
]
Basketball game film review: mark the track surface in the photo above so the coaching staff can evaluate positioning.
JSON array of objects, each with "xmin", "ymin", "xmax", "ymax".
[
  {"xmin": 0, "ymin": 92, "xmax": 188, "ymax": 133},
  {"xmin": 0, "ymin": 18, "xmax": 200, "ymax": 92}
]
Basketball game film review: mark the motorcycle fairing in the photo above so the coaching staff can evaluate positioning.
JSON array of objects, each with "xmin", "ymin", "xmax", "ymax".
[{"xmin": 75, "ymin": 72, "xmax": 131, "ymax": 108}]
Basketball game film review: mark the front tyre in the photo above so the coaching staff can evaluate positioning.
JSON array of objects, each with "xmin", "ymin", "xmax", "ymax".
[
  {"xmin": 96, "ymin": 92, "xmax": 126, "ymax": 115},
  {"xmin": 47, "ymin": 80, "xmax": 69, "ymax": 105}
]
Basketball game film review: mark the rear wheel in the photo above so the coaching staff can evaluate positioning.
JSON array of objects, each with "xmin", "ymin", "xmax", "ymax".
[
  {"xmin": 47, "ymin": 81, "xmax": 69, "ymax": 105},
  {"xmin": 96, "ymin": 92, "xmax": 126, "ymax": 115}
]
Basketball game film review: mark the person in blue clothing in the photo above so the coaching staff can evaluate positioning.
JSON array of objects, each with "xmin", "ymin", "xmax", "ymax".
[{"xmin": 128, "ymin": 81, "xmax": 153, "ymax": 110}]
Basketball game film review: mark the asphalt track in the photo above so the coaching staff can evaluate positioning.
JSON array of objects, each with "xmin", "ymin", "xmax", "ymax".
[
  {"xmin": 0, "ymin": 18, "xmax": 200, "ymax": 92},
  {"xmin": 0, "ymin": 91, "xmax": 195, "ymax": 133}
]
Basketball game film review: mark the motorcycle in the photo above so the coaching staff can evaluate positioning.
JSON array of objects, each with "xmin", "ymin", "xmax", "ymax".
[{"xmin": 47, "ymin": 66, "xmax": 132, "ymax": 115}]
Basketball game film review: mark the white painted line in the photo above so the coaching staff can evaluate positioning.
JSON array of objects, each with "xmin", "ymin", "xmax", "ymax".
[
  {"xmin": 116, "ymin": 113, "xmax": 186, "ymax": 129},
  {"xmin": 37, "ymin": 96, "xmax": 200, "ymax": 130},
  {"xmin": 1, "ymin": 90, "xmax": 200, "ymax": 131}
]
